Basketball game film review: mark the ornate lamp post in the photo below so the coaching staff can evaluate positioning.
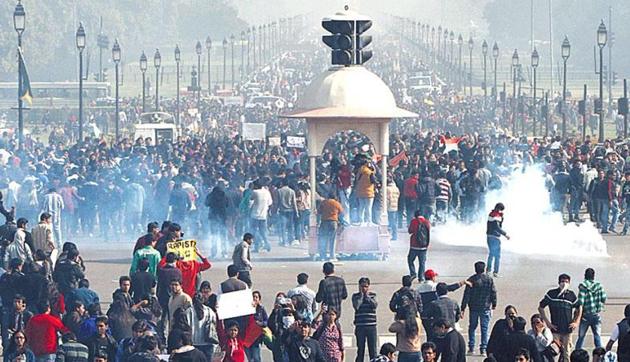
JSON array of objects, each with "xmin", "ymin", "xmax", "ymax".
[
  {"xmin": 561, "ymin": 36, "xmax": 571, "ymax": 138},
  {"xmin": 597, "ymin": 21, "xmax": 607, "ymax": 142},
  {"xmin": 531, "ymin": 47, "xmax": 540, "ymax": 136},
  {"xmin": 112, "ymin": 39, "xmax": 121, "ymax": 141},
  {"xmin": 76, "ymin": 23, "xmax": 86, "ymax": 141},
  {"xmin": 139, "ymin": 52, "xmax": 147, "ymax": 112},
  {"xmin": 153, "ymin": 49, "xmax": 161, "ymax": 111},
  {"xmin": 174, "ymin": 45, "xmax": 181, "ymax": 126}
]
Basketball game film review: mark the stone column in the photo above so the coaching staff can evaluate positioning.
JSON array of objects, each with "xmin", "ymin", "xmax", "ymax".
[{"xmin": 309, "ymin": 155, "xmax": 317, "ymax": 228}]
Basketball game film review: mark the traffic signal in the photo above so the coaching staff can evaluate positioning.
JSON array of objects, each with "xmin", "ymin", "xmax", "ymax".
[
  {"xmin": 613, "ymin": 72, "xmax": 619, "ymax": 85},
  {"xmin": 578, "ymin": 100, "xmax": 586, "ymax": 115},
  {"xmin": 92, "ymin": 72, "xmax": 99, "ymax": 81},
  {"xmin": 102, "ymin": 68, "xmax": 108, "ymax": 83},
  {"xmin": 610, "ymin": 31, "xmax": 616, "ymax": 47},
  {"xmin": 594, "ymin": 98, "xmax": 603, "ymax": 113},
  {"xmin": 619, "ymin": 97, "xmax": 628, "ymax": 115},
  {"xmin": 322, "ymin": 9, "xmax": 373, "ymax": 66},
  {"xmin": 322, "ymin": 19, "xmax": 353, "ymax": 65}
]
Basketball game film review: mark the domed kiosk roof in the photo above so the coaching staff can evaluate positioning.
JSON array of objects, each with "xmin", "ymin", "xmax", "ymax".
[{"xmin": 283, "ymin": 66, "xmax": 417, "ymax": 119}]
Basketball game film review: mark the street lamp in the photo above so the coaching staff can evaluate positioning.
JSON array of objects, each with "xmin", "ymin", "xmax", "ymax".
[
  {"xmin": 13, "ymin": 0, "xmax": 25, "ymax": 150},
  {"xmin": 492, "ymin": 42, "xmax": 499, "ymax": 105},
  {"xmin": 531, "ymin": 47, "xmax": 539, "ymax": 136},
  {"xmin": 222, "ymin": 37, "xmax": 228, "ymax": 89},
  {"xmin": 196, "ymin": 40, "xmax": 202, "ymax": 109},
  {"xmin": 241, "ymin": 31, "xmax": 246, "ymax": 82},
  {"xmin": 76, "ymin": 22, "xmax": 86, "ymax": 141},
  {"xmin": 431, "ymin": 27, "xmax": 436, "ymax": 67},
  {"xmin": 458, "ymin": 34, "xmax": 463, "ymax": 92},
  {"xmin": 139, "ymin": 51, "xmax": 147, "ymax": 112},
  {"xmin": 112, "ymin": 39, "xmax": 121, "ymax": 141},
  {"xmin": 449, "ymin": 31, "xmax": 454, "ymax": 83},
  {"xmin": 512, "ymin": 49, "xmax": 519, "ymax": 135},
  {"xmin": 153, "ymin": 49, "xmax": 161, "ymax": 111},
  {"xmin": 482, "ymin": 40, "xmax": 488, "ymax": 104},
  {"xmin": 174, "ymin": 45, "xmax": 181, "ymax": 126},
  {"xmin": 561, "ymin": 36, "xmax": 571, "ymax": 138},
  {"xmin": 597, "ymin": 20, "xmax": 607, "ymax": 142},
  {"xmin": 230, "ymin": 34, "xmax": 235, "ymax": 88},
  {"xmin": 246, "ymin": 28, "xmax": 251, "ymax": 74},
  {"xmin": 468, "ymin": 36, "xmax": 474, "ymax": 96},
  {"xmin": 205, "ymin": 36, "xmax": 212, "ymax": 95},
  {"xmin": 443, "ymin": 29, "xmax": 448, "ymax": 74},
  {"xmin": 252, "ymin": 26, "xmax": 257, "ymax": 70}
]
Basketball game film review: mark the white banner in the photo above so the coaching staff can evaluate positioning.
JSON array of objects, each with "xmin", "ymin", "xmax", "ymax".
[
  {"xmin": 216, "ymin": 289, "xmax": 255, "ymax": 320},
  {"xmin": 241, "ymin": 123, "xmax": 266, "ymax": 141},
  {"xmin": 268, "ymin": 136, "xmax": 281, "ymax": 147},
  {"xmin": 286, "ymin": 135, "xmax": 306, "ymax": 149}
]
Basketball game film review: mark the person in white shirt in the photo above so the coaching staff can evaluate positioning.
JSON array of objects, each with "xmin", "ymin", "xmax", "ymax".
[
  {"xmin": 249, "ymin": 181, "xmax": 272, "ymax": 252},
  {"xmin": 40, "ymin": 188, "xmax": 64, "ymax": 249},
  {"xmin": 287, "ymin": 272, "xmax": 318, "ymax": 317}
]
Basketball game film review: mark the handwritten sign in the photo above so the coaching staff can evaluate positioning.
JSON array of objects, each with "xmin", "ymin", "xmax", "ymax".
[{"xmin": 166, "ymin": 239, "xmax": 197, "ymax": 261}]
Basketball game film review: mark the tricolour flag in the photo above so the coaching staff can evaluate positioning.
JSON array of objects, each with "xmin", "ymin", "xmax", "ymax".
[
  {"xmin": 441, "ymin": 136, "xmax": 462, "ymax": 153},
  {"xmin": 18, "ymin": 47, "xmax": 33, "ymax": 105}
]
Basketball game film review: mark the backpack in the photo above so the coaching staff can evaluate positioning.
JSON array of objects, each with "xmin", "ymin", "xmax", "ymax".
[{"xmin": 414, "ymin": 219, "xmax": 430, "ymax": 249}]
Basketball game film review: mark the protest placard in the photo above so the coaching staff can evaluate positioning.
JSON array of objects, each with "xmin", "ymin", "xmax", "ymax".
[
  {"xmin": 216, "ymin": 289, "xmax": 255, "ymax": 320},
  {"xmin": 166, "ymin": 239, "xmax": 197, "ymax": 261},
  {"xmin": 241, "ymin": 123, "xmax": 266, "ymax": 140},
  {"xmin": 286, "ymin": 135, "xmax": 306, "ymax": 148}
]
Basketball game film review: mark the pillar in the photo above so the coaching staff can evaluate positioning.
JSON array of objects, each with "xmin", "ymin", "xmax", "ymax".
[
  {"xmin": 309, "ymin": 155, "xmax": 317, "ymax": 228},
  {"xmin": 379, "ymin": 122, "xmax": 390, "ymax": 227}
]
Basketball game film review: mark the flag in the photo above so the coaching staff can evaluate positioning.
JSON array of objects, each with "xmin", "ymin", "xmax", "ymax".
[
  {"xmin": 440, "ymin": 136, "xmax": 462, "ymax": 153},
  {"xmin": 18, "ymin": 47, "xmax": 33, "ymax": 105},
  {"xmin": 389, "ymin": 151, "xmax": 408, "ymax": 167}
]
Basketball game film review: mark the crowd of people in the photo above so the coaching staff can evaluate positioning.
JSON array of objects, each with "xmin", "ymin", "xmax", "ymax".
[{"xmin": 0, "ymin": 26, "xmax": 628, "ymax": 362}]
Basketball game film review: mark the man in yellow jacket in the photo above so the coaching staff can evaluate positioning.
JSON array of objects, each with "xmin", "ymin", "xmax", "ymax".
[{"xmin": 355, "ymin": 161, "xmax": 376, "ymax": 224}]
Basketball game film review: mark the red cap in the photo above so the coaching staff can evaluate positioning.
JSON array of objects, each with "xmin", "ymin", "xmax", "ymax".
[{"xmin": 424, "ymin": 269, "xmax": 438, "ymax": 279}]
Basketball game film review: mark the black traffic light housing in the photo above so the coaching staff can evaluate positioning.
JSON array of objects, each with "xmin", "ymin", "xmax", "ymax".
[
  {"xmin": 322, "ymin": 8, "xmax": 373, "ymax": 66},
  {"xmin": 578, "ymin": 100, "xmax": 586, "ymax": 116}
]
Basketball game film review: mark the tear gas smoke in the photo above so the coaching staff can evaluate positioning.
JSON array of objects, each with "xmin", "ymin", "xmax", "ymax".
[{"xmin": 433, "ymin": 164, "xmax": 609, "ymax": 258}]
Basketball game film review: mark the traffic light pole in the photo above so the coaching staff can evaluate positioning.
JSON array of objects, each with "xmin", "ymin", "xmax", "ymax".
[{"xmin": 582, "ymin": 84, "xmax": 587, "ymax": 141}]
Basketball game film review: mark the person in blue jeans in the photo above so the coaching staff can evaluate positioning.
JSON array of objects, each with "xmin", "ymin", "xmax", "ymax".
[
  {"xmin": 486, "ymin": 203, "xmax": 510, "ymax": 277},
  {"xmin": 407, "ymin": 210, "xmax": 431, "ymax": 280},
  {"xmin": 461, "ymin": 261, "xmax": 497, "ymax": 356}
]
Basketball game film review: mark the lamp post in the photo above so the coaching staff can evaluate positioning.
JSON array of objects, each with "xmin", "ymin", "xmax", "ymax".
[
  {"xmin": 76, "ymin": 22, "xmax": 86, "ymax": 142},
  {"xmin": 13, "ymin": 0, "xmax": 25, "ymax": 150},
  {"xmin": 246, "ymin": 28, "xmax": 251, "ymax": 74},
  {"xmin": 230, "ymin": 34, "xmax": 235, "ymax": 88},
  {"xmin": 174, "ymin": 45, "xmax": 181, "ymax": 126},
  {"xmin": 531, "ymin": 47, "xmax": 539, "ymax": 136},
  {"xmin": 195, "ymin": 40, "xmax": 202, "ymax": 109},
  {"xmin": 139, "ymin": 52, "xmax": 147, "ymax": 113},
  {"xmin": 431, "ymin": 27, "xmax": 436, "ymax": 68},
  {"xmin": 561, "ymin": 36, "xmax": 571, "ymax": 138},
  {"xmin": 512, "ymin": 49, "xmax": 519, "ymax": 135},
  {"xmin": 241, "ymin": 31, "xmax": 246, "ymax": 82},
  {"xmin": 153, "ymin": 49, "xmax": 161, "ymax": 111},
  {"xmin": 597, "ymin": 20, "xmax": 607, "ymax": 142},
  {"xmin": 492, "ymin": 42, "xmax": 499, "ymax": 105},
  {"xmin": 449, "ymin": 31, "xmax": 454, "ymax": 84},
  {"xmin": 205, "ymin": 36, "xmax": 212, "ymax": 95},
  {"xmin": 222, "ymin": 38, "xmax": 227, "ymax": 89},
  {"xmin": 112, "ymin": 39, "xmax": 121, "ymax": 141},
  {"xmin": 443, "ymin": 29, "xmax": 448, "ymax": 75},
  {"xmin": 482, "ymin": 40, "xmax": 488, "ymax": 106},
  {"xmin": 252, "ymin": 26, "xmax": 257, "ymax": 70},
  {"xmin": 468, "ymin": 36, "xmax": 474, "ymax": 96},
  {"xmin": 458, "ymin": 34, "xmax": 463, "ymax": 92},
  {"xmin": 437, "ymin": 25, "xmax": 442, "ymax": 67}
]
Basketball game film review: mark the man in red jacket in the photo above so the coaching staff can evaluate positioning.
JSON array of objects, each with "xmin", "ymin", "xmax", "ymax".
[
  {"xmin": 25, "ymin": 300, "xmax": 69, "ymax": 361},
  {"xmin": 159, "ymin": 247, "xmax": 211, "ymax": 297},
  {"xmin": 403, "ymin": 172, "xmax": 420, "ymax": 225},
  {"xmin": 408, "ymin": 210, "xmax": 431, "ymax": 281}
]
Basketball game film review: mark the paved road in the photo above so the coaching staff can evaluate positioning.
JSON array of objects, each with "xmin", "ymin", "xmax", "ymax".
[{"xmin": 79, "ymin": 227, "xmax": 629, "ymax": 361}]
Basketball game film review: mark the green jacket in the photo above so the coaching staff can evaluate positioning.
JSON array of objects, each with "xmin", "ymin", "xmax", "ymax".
[
  {"xmin": 577, "ymin": 279, "xmax": 607, "ymax": 315},
  {"xmin": 130, "ymin": 246, "xmax": 161, "ymax": 276}
]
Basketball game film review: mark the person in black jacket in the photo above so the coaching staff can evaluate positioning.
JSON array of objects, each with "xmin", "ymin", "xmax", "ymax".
[
  {"xmin": 486, "ymin": 305, "xmax": 518, "ymax": 362},
  {"xmin": 425, "ymin": 283, "xmax": 461, "ymax": 335},
  {"xmin": 504, "ymin": 317, "xmax": 542, "ymax": 362},
  {"xmin": 568, "ymin": 160, "xmax": 585, "ymax": 222},
  {"xmin": 389, "ymin": 275, "xmax": 422, "ymax": 320},
  {"xmin": 131, "ymin": 258, "xmax": 157, "ymax": 303},
  {"xmin": 433, "ymin": 319, "xmax": 466, "ymax": 362},
  {"xmin": 282, "ymin": 320, "xmax": 326, "ymax": 362},
  {"xmin": 86, "ymin": 316, "xmax": 118, "ymax": 362},
  {"xmin": 52, "ymin": 248, "xmax": 85, "ymax": 294},
  {"xmin": 171, "ymin": 331, "xmax": 207, "ymax": 362}
]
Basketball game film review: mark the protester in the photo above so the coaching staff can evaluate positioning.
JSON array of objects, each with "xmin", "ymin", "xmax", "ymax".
[
  {"xmin": 369, "ymin": 342, "xmax": 397, "ymax": 362},
  {"xmin": 575, "ymin": 267, "xmax": 607, "ymax": 350},
  {"xmin": 388, "ymin": 304, "xmax": 422, "ymax": 362},
  {"xmin": 54, "ymin": 332, "xmax": 90, "ymax": 362},
  {"xmin": 462, "ymin": 261, "xmax": 497, "ymax": 356},
  {"xmin": 315, "ymin": 262, "xmax": 348, "ymax": 317},
  {"xmin": 486, "ymin": 305, "xmax": 518, "ymax": 362},
  {"xmin": 312, "ymin": 307, "xmax": 344, "ymax": 362},
  {"xmin": 282, "ymin": 319, "xmax": 326, "ymax": 362},
  {"xmin": 317, "ymin": 193, "xmax": 343, "ymax": 261},
  {"xmin": 432, "ymin": 319, "xmax": 466, "ymax": 362},
  {"xmin": 407, "ymin": 210, "xmax": 431, "ymax": 281},
  {"xmin": 3, "ymin": 330, "xmax": 35, "ymax": 362},
  {"xmin": 352, "ymin": 277, "xmax": 378, "ymax": 362},
  {"xmin": 486, "ymin": 202, "xmax": 510, "ymax": 277},
  {"xmin": 287, "ymin": 272, "xmax": 317, "ymax": 317},
  {"xmin": 24, "ymin": 301, "xmax": 70, "ymax": 361},
  {"xmin": 85, "ymin": 316, "xmax": 118, "ymax": 362},
  {"xmin": 231, "ymin": 233, "xmax": 254, "ymax": 287}
]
